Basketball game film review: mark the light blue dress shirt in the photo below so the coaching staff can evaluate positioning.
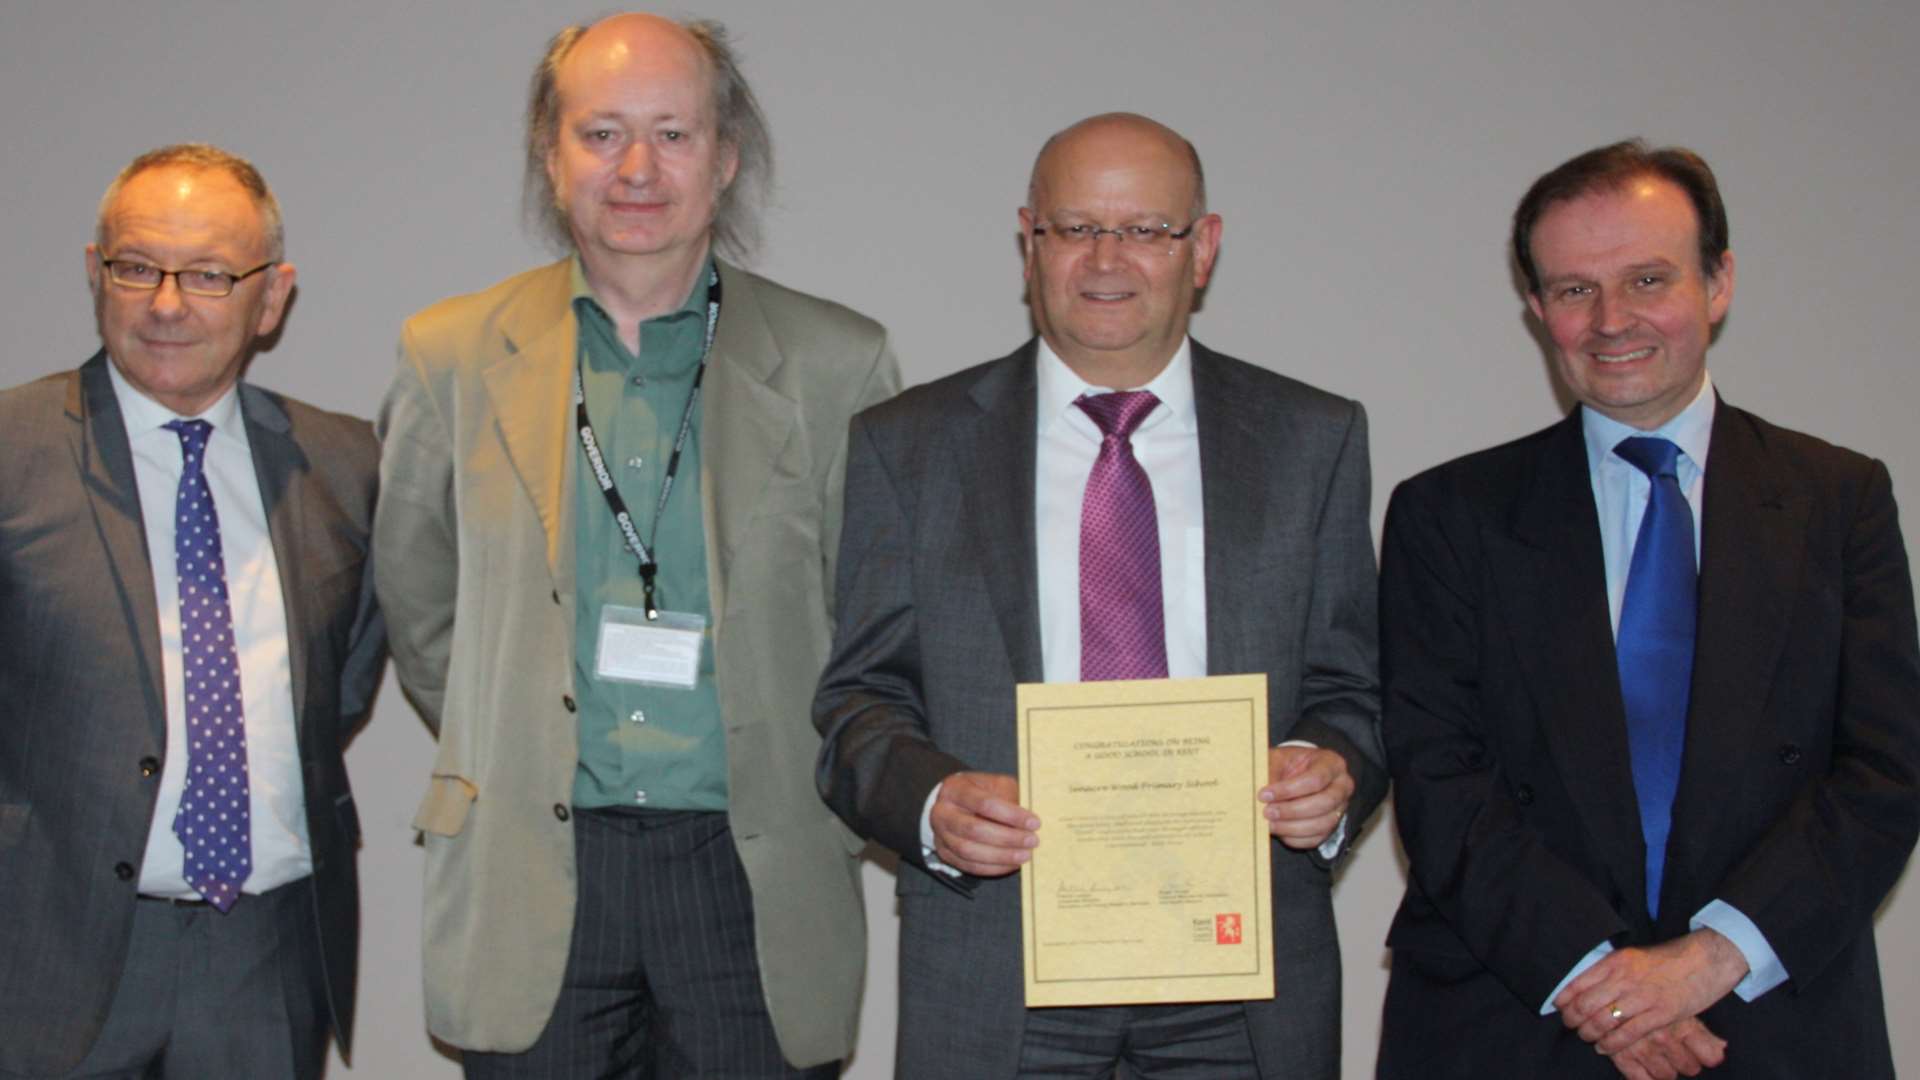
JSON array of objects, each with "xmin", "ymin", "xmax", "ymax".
[{"xmin": 1540, "ymin": 373, "xmax": 1789, "ymax": 1013}]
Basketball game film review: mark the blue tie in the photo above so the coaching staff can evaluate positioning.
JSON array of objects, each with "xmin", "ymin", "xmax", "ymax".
[
  {"xmin": 165, "ymin": 419, "xmax": 252, "ymax": 912},
  {"xmin": 1613, "ymin": 436, "xmax": 1696, "ymax": 919}
]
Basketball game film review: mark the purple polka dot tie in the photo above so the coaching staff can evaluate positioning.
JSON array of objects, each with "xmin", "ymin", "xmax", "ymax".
[
  {"xmin": 1076, "ymin": 391, "xmax": 1168, "ymax": 681},
  {"xmin": 164, "ymin": 419, "xmax": 251, "ymax": 912}
]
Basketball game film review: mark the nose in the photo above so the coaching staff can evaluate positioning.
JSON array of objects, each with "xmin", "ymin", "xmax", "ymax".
[
  {"xmin": 147, "ymin": 273, "xmax": 190, "ymax": 320},
  {"xmin": 1592, "ymin": 288, "xmax": 1633, "ymax": 337},
  {"xmin": 1086, "ymin": 228, "xmax": 1128, "ymax": 270},
  {"xmin": 617, "ymin": 140, "xmax": 656, "ymax": 186}
]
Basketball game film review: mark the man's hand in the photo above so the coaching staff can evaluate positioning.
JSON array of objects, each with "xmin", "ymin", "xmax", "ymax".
[
  {"xmin": 928, "ymin": 771, "xmax": 1039, "ymax": 877},
  {"xmin": 1555, "ymin": 929, "xmax": 1748, "ymax": 1054},
  {"xmin": 1260, "ymin": 745, "xmax": 1353, "ymax": 850},
  {"xmin": 1607, "ymin": 1017, "xmax": 1728, "ymax": 1080}
]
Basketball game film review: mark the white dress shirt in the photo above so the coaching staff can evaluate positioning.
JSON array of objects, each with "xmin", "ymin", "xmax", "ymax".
[
  {"xmin": 111, "ymin": 366, "xmax": 311, "ymax": 898},
  {"xmin": 1541, "ymin": 372, "xmax": 1787, "ymax": 1011}
]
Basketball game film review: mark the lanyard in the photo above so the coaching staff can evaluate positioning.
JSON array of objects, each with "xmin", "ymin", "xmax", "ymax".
[{"xmin": 574, "ymin": 266, "xmax": 722, "ymax": 620}]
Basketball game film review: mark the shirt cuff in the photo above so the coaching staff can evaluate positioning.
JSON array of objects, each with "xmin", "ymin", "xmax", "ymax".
[
  {"xmin": 1541, "ymin": 940, "xmax": 1615, "ymax": 1015},
  {"xmin": 919, "ymin": 781, "xmax": 961, "ymax": 878},
  {"xmin": 1691, "ymin": 899, "xmax": 1788, "ymax": 1001}
]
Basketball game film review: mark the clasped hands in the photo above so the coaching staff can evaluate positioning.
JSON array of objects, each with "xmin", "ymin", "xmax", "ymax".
[
  {"xmin": 1553, "ymin": 930, "xmax": 1749, "ymax": 1080},
  {"xmin": 927, "ymin": 745, "xmax": 1354, "ymax": 878}
]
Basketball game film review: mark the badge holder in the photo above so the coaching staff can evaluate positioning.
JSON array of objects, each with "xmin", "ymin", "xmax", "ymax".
[{"xmin": 595, "ymin": 604, "xmax": 706, "ymax": 689}]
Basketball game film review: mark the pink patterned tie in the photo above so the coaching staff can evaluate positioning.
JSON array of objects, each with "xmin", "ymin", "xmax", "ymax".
[{"xmin": 1076, "ymin": 391, "xmax": 1168, "ymax": 681}]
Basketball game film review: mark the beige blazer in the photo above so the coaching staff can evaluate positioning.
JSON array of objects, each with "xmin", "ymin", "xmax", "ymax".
[{"xmin": 375, "ymin": 258, "xmax": 898, "ymax": 1063}]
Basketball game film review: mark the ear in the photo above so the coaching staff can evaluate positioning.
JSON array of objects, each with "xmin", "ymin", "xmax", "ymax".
[
  {"xmin": 1190, "ymin": 213, "xmax": 1224, "ymax": 288},
  {"xmin": 1018, "ymin": 206, "xmax": 1038, "ymax": 284},
  {"xmin": 716, "ymin": 138, "xmax": 740, "ymax": 193},
  {"xmin": 1525, "ymin": 290, "xmax": 1546, "ymax": 325},
  {"xmin": 1705, "ymin": 249, "xmax": 1735, "ymax": 325},
  {"xmin": 255, "ymin": 262, "xmax": 298, "ymax": 337},
  {"xmin": 85, "ymin": 243, "xmax": 104, "ymax": 297}
]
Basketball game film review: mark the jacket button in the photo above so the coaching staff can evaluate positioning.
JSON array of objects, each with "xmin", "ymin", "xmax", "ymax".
[
  {"xmin": 562, "ymin": 694, "xmax": 577, "ymax": 713},
  {"xmin": 553, "ymin": 804, "xmax": 571, "ymax": 822},
  {"xmin": 114, "ymin": 862, "xmax": 135, "ymax": 881},
  {"xmin": 1514, "ymin": 784, "xmax": 1535, "ymax": 806},
  {"xmin": 1779, "ymin": 744, "xmax": 1803, "ymax": 765},
  {"xmin": 552, "ymin": 589, "xmax": 561, "ymax": 605},
  {"xmin": 138, "ymin": 756, "xmax": 161, "ymax": 778}
]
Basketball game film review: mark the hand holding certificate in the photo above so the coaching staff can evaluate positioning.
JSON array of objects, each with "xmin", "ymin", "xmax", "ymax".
[{"xmin": 1017, "ymin": 674, "xmax": 1274, "ymax": 1007}]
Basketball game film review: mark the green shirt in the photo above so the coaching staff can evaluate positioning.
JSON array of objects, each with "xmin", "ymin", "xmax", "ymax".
[{"xmin": 569, "ymin": 256, "xmax": 727, "ymax": 810}]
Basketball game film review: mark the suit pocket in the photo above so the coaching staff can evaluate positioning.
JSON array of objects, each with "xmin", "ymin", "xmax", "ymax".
[
  {"xmin": 412, "ymin": 774, "xmax": 477, "ymax": 836},
  {"xmin": 0, "ymin": 803, "xmax": 26, "ymax": 851}
]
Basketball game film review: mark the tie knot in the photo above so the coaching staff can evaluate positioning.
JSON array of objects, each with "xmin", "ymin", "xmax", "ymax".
[
  {"xmin": 164, "ymin": 418, "xmax": 214, "ymax": 466},
  {"xmin": 1614, "ymin": 436, "xmax": 1683, "ymax": 480},
  {"xmin": 1076, "ymin": 391, "xmax": 1160, "ymax": 441}
]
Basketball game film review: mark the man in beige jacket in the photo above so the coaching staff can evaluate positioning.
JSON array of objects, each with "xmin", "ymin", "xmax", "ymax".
[{"xmin": 374, "ymin": 13, "xmax": 897, "ymax": 1077}]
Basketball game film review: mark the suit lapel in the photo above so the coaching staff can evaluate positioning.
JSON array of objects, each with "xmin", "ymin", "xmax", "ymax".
[
  {"xmin": 72, "ymin": 353, "xmax": 167, "ymax": 739},
  {"xmin": 1493, "ymin": 413, "xmax": 1650, "ymax": 907},
  {"xmin": 965, "ymin": 344, "xmax": 1044, "ymax": 685},
  {"xmin": 480, "ymin": 262, "xmax": 577, "ymax": 596},
  {"xmin": 1192, "ymin": 343, "xmax": 1266, "ymax": 678},
  {"xmin": 241, "ymin": 384, "xmax": 337, "ymax": 738},
  {"xmin": 1671, "ymin": 401, "xmax": 1805, "ymax": 856},
  {"xmin": 702, "ymin": 261, "xmax": 801, "ymax": 627}
]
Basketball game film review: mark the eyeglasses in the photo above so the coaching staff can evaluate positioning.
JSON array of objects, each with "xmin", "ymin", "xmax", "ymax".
[
  {"xmin": 1030, "ymin": 219, "xmax": 1200, "ymax": 256},
  {"xmin": 101, "ymin": 259, "xmax": 276, "ymax": 298}
]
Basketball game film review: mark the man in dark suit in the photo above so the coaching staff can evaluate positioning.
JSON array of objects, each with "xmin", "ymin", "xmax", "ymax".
[
  {"xmin": 0, "ymin": 144, "xmax": 382, "ymax": 1079},
  {"xmin": 1378, "ymin": 140, "xmax": 1920, "ymax": 1079},
  {"xmin": 815, "ymin": 113, "xmax": 1387, "ymax": 1079}
]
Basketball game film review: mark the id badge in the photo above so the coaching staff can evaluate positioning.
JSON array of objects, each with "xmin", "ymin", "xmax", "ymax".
[{"xmin": 595, "ymin": 605, "xmax": 706, "ymax": 689}]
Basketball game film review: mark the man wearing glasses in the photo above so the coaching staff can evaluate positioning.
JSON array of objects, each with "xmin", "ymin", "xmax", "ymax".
[
  {"xmin": 0, "ymin": 144, "xmax": 383, "ymax": 1077},
  {"xmin": 815, "ymin": 113, "xmax": 1387, "ymax": 1078},
  {"xmin": 375, "ymin": 12, "xmax": 896, "ymax": 1077}
]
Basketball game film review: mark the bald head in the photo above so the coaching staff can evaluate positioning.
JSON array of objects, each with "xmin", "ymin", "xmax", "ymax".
[
  {"xmin": 1028, "ymin": 113, "xmax": 1207, "ymax": 222},
  {"xmin": 1018, "ymin": 112, "xmax": 1222, "ymax": 387}
]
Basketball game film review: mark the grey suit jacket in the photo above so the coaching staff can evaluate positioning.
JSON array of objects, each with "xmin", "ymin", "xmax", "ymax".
[
  {"xmin": 375, "ymin": 258, "xmax": 898, "ymax": 1064},
  {"xmin": 815, "ymin": 340, "xmax": 1388, "ymax": 1080},
  {"xmin": 0, "ymin": 353, "xmax": 383, "ymax": 1077}
]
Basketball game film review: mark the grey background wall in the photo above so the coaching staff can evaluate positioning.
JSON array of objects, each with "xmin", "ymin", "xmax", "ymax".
[{"xmin": 4, "ymin": 2, "xmax": 1915, "ymax": 1075}]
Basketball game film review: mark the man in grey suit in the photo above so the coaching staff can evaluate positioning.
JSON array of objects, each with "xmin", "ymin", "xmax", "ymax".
[
  {"xmin": 0, "ymin": 144, "xmax": 382, "ymax": 1078},
  {"xmin": 375, "ymin": 12, "xmax": 897, "ymax": 1077},
  {"xmin": 815, "ymin": 113, "xmax": 1388, "ymax": 1079}
]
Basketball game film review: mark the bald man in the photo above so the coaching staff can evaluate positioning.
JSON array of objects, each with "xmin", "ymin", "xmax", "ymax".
[
  {"xmin": 815, "ymin": 113, "xmax": 1387, "ymax": 1079},
  {"xmin": 375, "ymin": 13, "xmax": 897, "ymax": 1077}
]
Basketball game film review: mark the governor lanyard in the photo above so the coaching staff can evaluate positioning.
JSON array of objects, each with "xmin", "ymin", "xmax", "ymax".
[{"xmin": 574, "ymin": 266, "xmax": 722, "ymax": 621}]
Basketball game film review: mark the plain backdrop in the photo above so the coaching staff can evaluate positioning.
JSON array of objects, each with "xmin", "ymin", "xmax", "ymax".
[{"xmin": 3, "ymin": 3, "xmax": 1915, "ymax": 1076}]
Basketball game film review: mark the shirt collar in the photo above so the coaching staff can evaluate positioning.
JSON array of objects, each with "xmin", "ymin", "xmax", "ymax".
[
  {"xmin": 1036, "ymin": 336, "xmax": 1197, "ymax": 438},
  {"xmin": 1581, "ymin": 371, "xmax": 1716, "ymax": 475},
  {"xmin": 106, "ymin": 359, "xmax": 245, "ymax": 439},
  {"xmin": 569, "ymin": 253, "xmax": 711, "ymax": 324}
]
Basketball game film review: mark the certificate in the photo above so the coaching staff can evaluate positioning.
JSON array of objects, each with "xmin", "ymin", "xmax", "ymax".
[{"xmin": 1017, "ymin": 674, "xmax": 1273, "ymax": 1007}]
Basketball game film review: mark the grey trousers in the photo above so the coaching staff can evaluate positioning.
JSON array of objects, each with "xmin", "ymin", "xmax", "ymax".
[
  {"xmin": 462, "ymin": 807, "xmax": 837, "ymax": 1080},
  {"xmin": 30, "ymin": 878, "xmax": 328, "ymax": 1080}
]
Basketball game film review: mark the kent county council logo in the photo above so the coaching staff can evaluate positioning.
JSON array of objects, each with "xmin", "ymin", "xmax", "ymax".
[{"xmin": 1215, "ymin": 913, "xmax": 1242, "ymax": 945}]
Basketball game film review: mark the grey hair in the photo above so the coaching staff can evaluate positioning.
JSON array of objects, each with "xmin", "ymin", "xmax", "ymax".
[
  {"xmin": 523, "ymin": 16, "xmax": 773, "ymax": 261},
  {"xmin": 97, "ymin": 143, "xmax": 286, "ymax": 261}
]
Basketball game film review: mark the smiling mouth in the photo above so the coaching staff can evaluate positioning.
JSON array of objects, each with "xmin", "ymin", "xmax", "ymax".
[
  {"xmin": 1081, "ymin": 291, "xmax": 1135, "ymax": 302},
  {"xmin": 1593, "ymin": 346, "xmax": 1654, "ymax": 364}
]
